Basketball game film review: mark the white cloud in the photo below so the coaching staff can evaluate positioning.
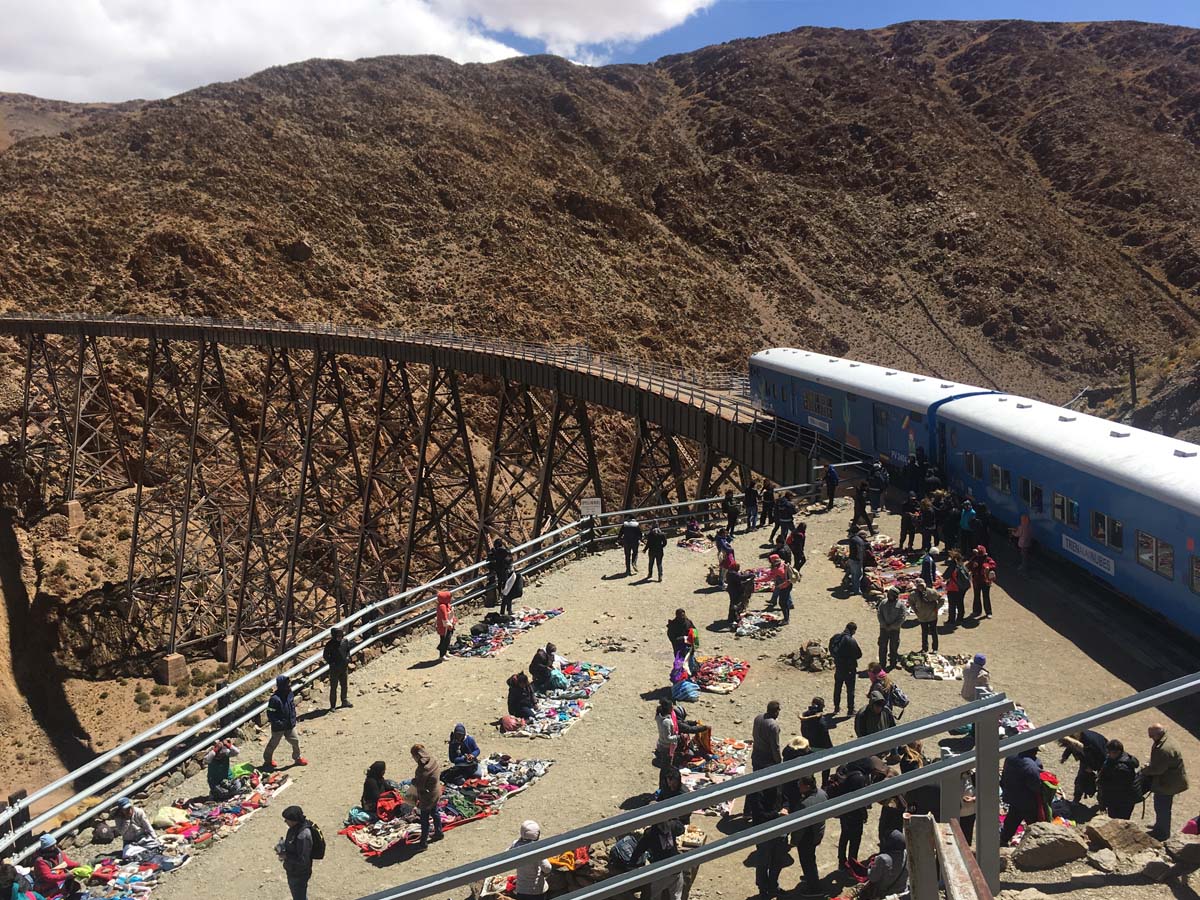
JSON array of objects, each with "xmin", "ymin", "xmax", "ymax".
[
  {"xmin": 434, "ymin": 0, "xmax": 717, "ymax": 59},
  {"xmin": 0, "ymin": 0, "xmax": 712, "ymax": 103}
]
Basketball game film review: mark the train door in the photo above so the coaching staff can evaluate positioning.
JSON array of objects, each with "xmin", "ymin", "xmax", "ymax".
[
  {"xmin": 873, "ymin": 404, "xmax": 890, "ymax": 454},
  {"xmin": 937, "ymin": 422, "xmax": 947, "ymax": 469}
]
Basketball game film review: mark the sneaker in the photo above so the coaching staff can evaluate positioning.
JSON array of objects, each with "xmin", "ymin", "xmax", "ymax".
[
  {"xmin": 341, "ymin": 701, "xmax": 354, "ymax": 708},
  {"xmin": 294, "ymin": 757, "xmax": 309, "ymax": 766}
]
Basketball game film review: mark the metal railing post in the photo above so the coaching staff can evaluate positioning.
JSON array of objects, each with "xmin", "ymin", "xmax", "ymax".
[{"xmin": 975, "ymin": 705, "xmax": 1002, "ymax": 892}]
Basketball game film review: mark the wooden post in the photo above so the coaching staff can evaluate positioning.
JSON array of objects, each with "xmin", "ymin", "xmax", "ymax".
[{"xmin": 904, "ymin": 812, "xmax": 940, "ymax": 900}]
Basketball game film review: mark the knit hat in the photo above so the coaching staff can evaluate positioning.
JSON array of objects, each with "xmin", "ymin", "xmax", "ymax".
[
  {"xmin": 973, "ymin": 654, "xmax": 986, "ymax": 666},
  {"xmin": 520, "ymin": 820, "xmax": 541, "ymax": 840},
  {"xmin": 282, "ymin": 805, "xmax": 305, "ymax": 824},
  {"xmin": 437, "ymin": 590, "xmax": 452, "ymax": 602},
  {"xmin": 38, "ymin": 834, "xmax": 56, "ymax": 850},
  {"xmin": 452, "ymin": 723, "xmax": 466, "ymax": 735}
]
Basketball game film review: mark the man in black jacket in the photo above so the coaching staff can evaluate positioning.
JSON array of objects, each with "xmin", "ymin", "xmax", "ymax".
[
  {"xmin": 790, "ymin": 775, "xmax": 828, "ymax": 894},
  {"xmin": 278, "ymin": 805, "xmax": 314, "ymax": 900},
  {"xmin": 1059, "ymin": 730, "xmax": 1108, "ymax": 804},
  {"xmin": 832, "ymin": 623, "xmax": 862, "ymax": 716},
  {"xmin": 1097, "ymin": 739, "xmax": 1140, "ymax": 819},
  {"xmin": 745, "ymin": 481, "xmax": 760, "ymax": 530},
  {"xmin": 645, "ymin": 523, "xmax": 668, "ymax": 582},
  {"xmin": 617, "ymin": 517, "xmax": 642, "ymax": 576},
  {"xmin": 487, "ymin": 539, "xmax": 514, "ymax": 606},
  {"xmin": 323, "ymin": 627, "xmax": 353, "ymax": 711}
]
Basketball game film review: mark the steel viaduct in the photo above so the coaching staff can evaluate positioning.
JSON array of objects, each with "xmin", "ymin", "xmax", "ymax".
[{"xmin": 0, "ymin": 315, "xmax": 857, "ymax": 667}]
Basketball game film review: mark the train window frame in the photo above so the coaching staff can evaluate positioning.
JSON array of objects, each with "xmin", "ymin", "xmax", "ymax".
[
  {"xmin": 1192, "ymin": 557, "xmax": 1200, "ymax": 595},
  {"xmin": 1018, "ymin": 477, "xmax": 1043, "ymax": 512},
  {"xmin": 1137, "ymin": 531, "xmax": 1174, "ymax": 580},
  {"xmin": 990, "ymin": 464, "xmax": 1011, "ymax": 493},
  {"xmin": 1052, "ymin": 492, "xmax": 1079, "ymax": 527},
  {"xmin": 964, "ymin": 451, "xmax": 983, "ymax": 480},
  {"xmin": 1091, "ymin": 511, "xmax": 1123, "ymax": 551}
]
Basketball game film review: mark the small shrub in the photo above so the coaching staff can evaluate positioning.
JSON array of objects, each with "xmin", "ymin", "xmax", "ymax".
[
  {"xmin": 116, "ymin": 528, "xmax": 131, "ymax": 541},
  {"xmin": 98, "ymin": 691, "xmax": 109, "ymax": 700},
  {"xmin": 150, "ymin": 684, "xmax": 169, "ymax": 697},
  {"xmin": 138, "ymin": 704, "xmax": 151, "ymax": 714},
  {"xmin": 181, "ymin": 714, "xmax": 201, "ymax": 726},
  {"xmin": 175, "ymin": 682, "xmax": 190, "ymax": 698},
  {"xmin": 51, "ymin": 560, "xmax": 69, "ymax": 576},
  {"xmin": 133, "ymin": 691, "xmax": 149, "ymax": 705}
]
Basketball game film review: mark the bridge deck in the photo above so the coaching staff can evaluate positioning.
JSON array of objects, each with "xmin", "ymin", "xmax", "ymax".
[{"xmin": 138, "ymin": 503, "xmax": 1200, "ymax": 900}]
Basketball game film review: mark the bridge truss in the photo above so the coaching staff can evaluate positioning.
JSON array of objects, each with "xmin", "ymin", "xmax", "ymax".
[{"xmin": 1, "ymin": 317, "xmax": 831, "ymax": 664}]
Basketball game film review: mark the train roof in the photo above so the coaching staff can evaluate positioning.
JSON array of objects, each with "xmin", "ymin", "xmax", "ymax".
[
  {"xmin": 937, "ymin": 393, "xmax": 1200, "ymax": 513},
  {"xmin": 749, "ymin": 348, "xmax": 988, "ymax": 412}
]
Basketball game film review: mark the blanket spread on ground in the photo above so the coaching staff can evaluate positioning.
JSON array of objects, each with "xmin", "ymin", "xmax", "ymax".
[
  {"xmin": 339, "ymin": 755, "xmax": 553, "ymax": 857},
  {"xmin": 449, "ymin": 608, "xmax": 564, "ymax": 658},
  {"xmin": 694, "ymin": 656, "xmax": 750, "ymax": 693},
  {"xmin": 502, "ymin": 661, "xmax": 614, "ymax": 738}
]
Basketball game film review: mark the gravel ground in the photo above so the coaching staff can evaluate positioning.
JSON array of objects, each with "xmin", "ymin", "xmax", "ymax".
[{"xmin": 147, "ymin": 503, "xmax": 1200, "ymax": 900}]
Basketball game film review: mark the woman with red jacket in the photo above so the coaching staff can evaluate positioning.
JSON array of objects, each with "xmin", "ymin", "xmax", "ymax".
[
  {"xmin": 435, "ymin": 590, "xmax": 457, "ymax": 660},
  {"xmin": 968, "ymin": 545, "xmax": 997, "ymax": 619},
  {"xmin": 32, "ymin": 835, "xmax": 79, "ymax": 899},
  {"xmin": 941, "ymin": 550, "xmax": 969, "ymax": 627}
]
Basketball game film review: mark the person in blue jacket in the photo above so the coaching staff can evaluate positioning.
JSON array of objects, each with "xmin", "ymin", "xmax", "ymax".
[
  {"xmin": 999, "ymin": 749, "xmax": 1044, "ymax": 845},
  {"xmin": 264, "ymin": 675, "xmax": 307, "ymax": 769},
  {"xmin": 824, "ymin": 464, "xmax": 840, "ymax": 510},
  {"xmin": 446, "ymin": 723, "xmax": 483, "ymax": 782}
]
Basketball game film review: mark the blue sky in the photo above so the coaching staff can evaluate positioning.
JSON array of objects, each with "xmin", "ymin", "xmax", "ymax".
[{"xmin": 486, "ymin": 0, "xmax": 1200, "ymax": 64}]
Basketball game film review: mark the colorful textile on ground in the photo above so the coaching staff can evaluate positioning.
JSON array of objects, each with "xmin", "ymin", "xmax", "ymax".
[
  {"xmin": 340, "ymin": 755, "xmax": 552, "ymax": 857},
  {"xmin": 678, "ymin": 738, "xmax": 751, "ymax": 816},
  {"xmin": 677, "ymin": 537, "xmax": 714, "ymax": 552},
  {"xmin": 448, "ymin": 608, "xmax": 564, "ymax": 658},
  {"xmin": 503, "ymin": 661, "xmax": 614, "ymax": 738},
  {"xmin": 694, "ymin": 656, "xmax": 750, "ymax": 693},
  {"xmin": 750, "ymin": 568, "xmax": 774, "ymax": 591},
  {"xmin": 999, "ymin": 706, "xmax": 1035, "ymax": 736},
  {"xmin": 733, "ymin": 611, "xmax": 783, "ymax": 638},
  {"xmin": 77, "ymin": 771, "xmax": 291, "ymax": 899}
]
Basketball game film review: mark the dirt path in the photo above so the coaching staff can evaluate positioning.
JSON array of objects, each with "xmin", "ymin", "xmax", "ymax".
[{"xmin": 143, "ymin": 504, "xmax": 1200, "ymax": 900}]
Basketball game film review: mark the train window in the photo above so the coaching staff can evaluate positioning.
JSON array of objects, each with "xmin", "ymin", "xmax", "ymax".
[
  {"xmin": 1018, "ymin": 477, "xmax": 1043, "ymax": 512},
  {"xmin": 1192, "ymin": 557, "xmax": 1200, "ymax": 594},
  {"xmin": 1052, "ymin": 493, "xmax": 1079, "ymax": 527},
  {"xmin": 963, "ymin": 451, "xmax": 983, "ymax": 479},
  {"xmin": 1137, "ymin": 532, "xmax": 1174, "ymax": 580},
  {"xmin": 1091, "ymin": 511, "xmax": 1123, "ymax": 550},
  {"xmin": 803, "ymin": 391, "xmax": 832, "ymax": 418},
  {"xmin": 990, "ymin": 465, "xmax": 1011, "ymax": 493}
]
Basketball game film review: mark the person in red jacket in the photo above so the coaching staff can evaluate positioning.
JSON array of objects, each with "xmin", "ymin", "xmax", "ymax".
[
  {"xmin": 968, "ymin": 546, "xmax": 997, "ymax": 619},
  {"xmin": 435, "ymin": 590, "xmax": 457, "ymax": 661},
  {"xmin": 32, "ymin": 835, "xmax": 80, "ymax": 899}
]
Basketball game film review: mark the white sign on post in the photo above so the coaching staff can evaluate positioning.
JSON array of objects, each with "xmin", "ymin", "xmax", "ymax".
[{"xmin": 580, "ymin": 497, "xmax": 603, "ymax": 519}]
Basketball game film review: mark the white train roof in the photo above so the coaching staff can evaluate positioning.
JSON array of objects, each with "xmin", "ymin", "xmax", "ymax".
[
  {"xmin": 749, "ymin": 348, "xmax": 988, "ymax": 412},
  {"xmin": 938, "ymin": 393, "xmax": 1200, "ymax": 514}
]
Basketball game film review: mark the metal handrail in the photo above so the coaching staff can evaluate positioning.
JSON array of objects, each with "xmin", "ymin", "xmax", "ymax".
[
  {"xmin": 1, "ymin": 482, "xmax": 838, "ymax": 856},
  {"xmin": 357, "ymin": 694, "xmax": 1015, "ymax": 900}
]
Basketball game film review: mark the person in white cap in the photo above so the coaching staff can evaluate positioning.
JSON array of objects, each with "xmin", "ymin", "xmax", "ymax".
[{"xmin": 510, "ymin": 820, "xmax": 551, "ymax": 900}]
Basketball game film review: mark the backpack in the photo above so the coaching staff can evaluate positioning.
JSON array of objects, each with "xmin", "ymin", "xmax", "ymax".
[
  {"xmin": 956, "ymin": 563, "xmax": 971, "ymax": 588},
  {"xmin": 784, "ymin": 564, "xmax": 798, "ymax": 584},
  {"xmin": 889, "ymin": 683, "xmax": 910, "ymax": 709},
  {"xmin": 308, "ymin": 820, "xmax": 326, "ymax": 860},
  {"xmin": 829, "ymin": 632, "xmax": 846, "ymax": 656}
]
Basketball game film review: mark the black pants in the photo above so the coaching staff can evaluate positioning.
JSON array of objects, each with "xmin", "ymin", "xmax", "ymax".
[
  {"xmin": 826, "ymin": 483, "xmax": 836, "ymax": 509},
  {"xmin": 948, "ymin": 591, "xmax": 966, "ymax": 625},
  {"xmin": 999, "ymin": 804, "xmax": 1036, "ymax": 846},
  {"xmin": 648, "ymin": 549, "xmax": 664, "ymax": 579},
  {"xmin": 920, "ymin": 621, "xmax": 939, "ymax": 652},
  {"xmin": 851, "ymin": 509, "xmax": 873, "ymax": 532},
  {"xmin": 500, "ymin": 593, "xmax": 514, "ymax": 617},
  {"xmin": 328, "ymin": 668, "xmax": 348, "ymax": 707},
  {"xmin": 922, "ymin": 529, "xmax": 936, "ymax": 550},
  {"xmin": 794, "ymin": 833, "xmax": 820, "ymax": 888},
  {"xmin": 971, "ymin": 583, "xmax": 992, "ymax": 617},
  {"xmin": 899, "ymin": 518, "xmax": 914, "ymax": 549},
  {"xmin": 287, "ymin": 873, "xmax": 310, "ymax": 900},
  {"xmin": 623, "ymin": 544, "xmax": 639, "ymax": 573},
  {"xmin": 960, "ymin": 814, "xmax": 975, "ymax": 845},
  {"xmin": 833, "ymin": 666, "xmax": 856, "ymax": 712},
  {"xmin": 838, "ymin": 813, "xmax": 865, "ymax": 864},
  {"xmin": 1103, "ymin": 800, "xmax": 1135, "ymax": 820},
  {"xmin": 776, "ymin": 521, "xmax": 793, "ymax": 546},
  {"xmin": 878, "ymin": 631, "xmax": 900, "ymax": 669},
  {"xmin": 437, "ymin": 629, "xmax": 453, "ymax": 658},
  {"xmin": 726, "ymin": 512, "xmax": 738, "ymax": 534}
]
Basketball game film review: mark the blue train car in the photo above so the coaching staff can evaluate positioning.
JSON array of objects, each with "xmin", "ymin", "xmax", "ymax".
[
  {"xmin": 748, "ymin": 349, "xmax": 988, "ymax": 466},
  {"xmin": 938, "ymin": 393, "xmax": 1200, "ymax": 638}
]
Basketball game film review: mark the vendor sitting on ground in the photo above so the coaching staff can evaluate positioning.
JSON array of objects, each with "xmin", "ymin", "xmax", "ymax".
[
  {"xmin": 362, "ymin": 761, "xmax": 389, "ymax": 818},
  {"xmin": 507, "ymin": 671, "xmax": 537, "ymax": 721},
  {"xmin": 114, "ymin": 797, "xmax": 161, "ymax": 855},
  {"xmin": 545, "ymin": 643, "xmax": 567, "ymax": 670},
  {"xmin": 529, "ymin": 647, "xmax": 552, "ymax": 689},
  {"xmin": 510, "ymin": 821, "xmax": 551, "ymax": 900},
  {"xmin": 685, "ymin": 518, "xmax": 703, "ymax": 540},
  {"xmin": 204, "ymin": 737, "xmax": 240, "ymax": 799},
  {"xmin": 32, "ymin": 835, "xmax": 80, "ymax": 899},
  {"xmin": 446, "ymin": 723, "xmax": 484, "ymax": 782}
]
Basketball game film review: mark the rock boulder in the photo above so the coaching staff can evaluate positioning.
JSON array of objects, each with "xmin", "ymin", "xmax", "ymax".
[
  {"xmin": 1011, "ymin": 822, "xmax": 1089, "ymax": 870},
  {"xmin": 1085, "ymin": 815, "xmax": 1162, "ymax": 854},
  {"xmin": 1164, "ymin": 834, "xmax": 1200, "ymax": 867}
]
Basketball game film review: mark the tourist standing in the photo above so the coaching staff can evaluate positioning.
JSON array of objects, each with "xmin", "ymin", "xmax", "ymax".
[
  {"xmin": 752, "ymin": 701, "xmax": 783, "ymax": 771},
  {"xmin": 876, "ymin": 588, "xmax": 906, "ymax": 670},
  {"xmin": 264, "ymin": 675, "xmax": 307, "ymax": 768},
  {"xmin": 618, "ymin": 516, "xmax": 642, "ymax": 575},
  {"xmin": 722, "ymin": 489, "xmax": 740, "ymax": 535},
  {"xmin": 645, "ymin": 522, "xmax": 668, "ymax": 582},
  {"xmin": 1143, "ymin": 724, "xmax": 1189, "ymax": 840},
  {"xmin": 790, "ymin": 775, "xmax": 828, "ymax": 894},
  {"xmin": 1014, "ymin": 513, "xmax": 1034, "ymax": 573},
  {"xmin": 999, "ymin": 749, "xmax": 1045, "ymax": 846},
  {"xmin": 411, "ymin": 744, "xmax": 445, "ymax": 847},
  {"xmin": 832, "ymin": 623, "xmax": 862, "ymax": 716},
  {"xmin": 277, "ymin": 805, "xmax": 314, "ymax": 900},
  {"xmin": 824, "ymin": 464, "xmax": 840, "ymax": 510},
  {"xmin": 846, "ymin": 529, "xmax": 868, "ymax": 596},
  {"xmin": 1097, "ymin": 739, "xmax": 1140, "ymax": 820},
  {"xmin": 762, "ymin": 482, "xmax": 777, "ymax": 534},
  {"xmin": 943, "ymin": 550, "xmax": 970, "ymax": 627},
  {"xmin": 435, "ymin": 590, "xmax": 457, "ymax": 660},
  {"xmin": 323, "ymin": 626, "xmax": 353, "ymax": 711},
  {"xmin": 968, "ymin": 545, "xmax": 996, "ymax": 619},
  {"xmin": 898, "ymin": 492, "xmax": 919, "ymax": 550},
  {"xmin": 745, "ymin": 481, "xmax": 760, "ymax": 531},
  {"xmin": 909, "ymin": 579, "xmax": 941, "ymax": 653}
]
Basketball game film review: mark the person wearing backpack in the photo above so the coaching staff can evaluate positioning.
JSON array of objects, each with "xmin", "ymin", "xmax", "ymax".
[
  {"xmin": 863, "ymin": 830, "xmax": 909, "ymax": 900},
  {"xmin": 787, "ymin": 521, "xmax": 807, "ymax": 569},
  {"xmin": 942, "ymin": 551, "xmax": 970, "ymax": 627},
  {"xmin": 968, "ymin": 545, "xmax": 997, "ymax": 619},
  {"xmin": 876, "ymin": 587, "xmax": 906, "ymax": 670},
  {"xmin": 831, "ymin": 622, "xmax": 862, "ymax": 716},
  {"xmin": 278, "ymin": 805, "xmax": 317, "ymax": 900}
]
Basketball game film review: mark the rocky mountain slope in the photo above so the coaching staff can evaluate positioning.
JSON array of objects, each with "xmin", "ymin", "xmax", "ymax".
[
  {"xmin": 0, "ymin": 93, "xmax": 138, "ymax": 151},
  {"xmin": 0, "ymin": 20, "xmax": 1197, "ymax": 411}
]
